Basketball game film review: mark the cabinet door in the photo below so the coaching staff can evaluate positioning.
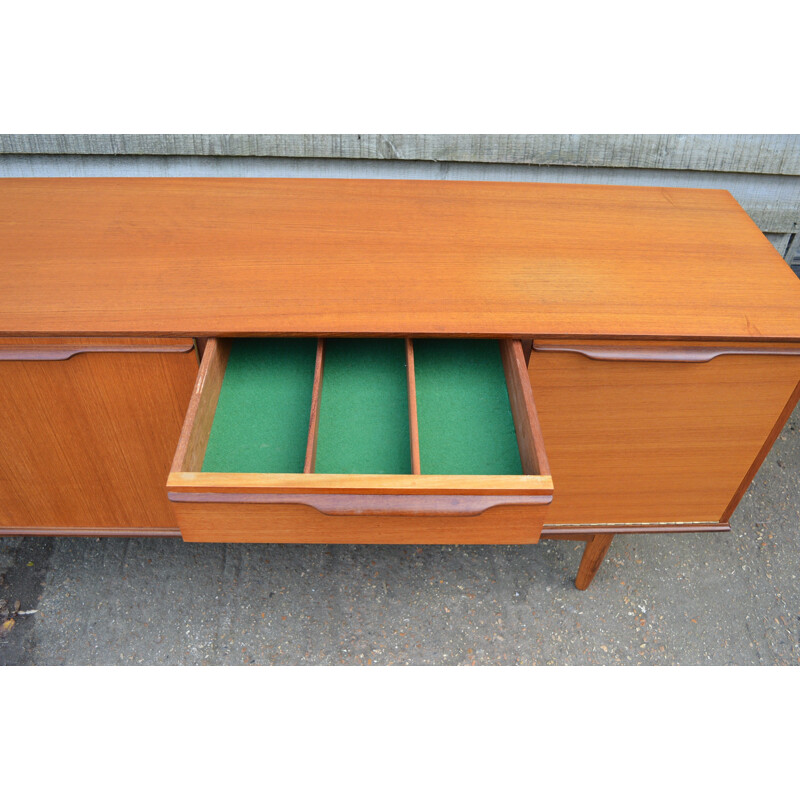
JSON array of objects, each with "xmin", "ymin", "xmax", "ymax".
[
  {"xmin": 528, "ymin": 341, "xmax": 800, "ymax": 525},
  {"xmin": 0, "ymin": 338, "xmax": 197, "ymax": 530}
]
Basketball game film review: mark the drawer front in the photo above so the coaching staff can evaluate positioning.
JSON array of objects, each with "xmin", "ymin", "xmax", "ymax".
[
  {"xmin": 168, "ymin": 337, "xmax": 553, "ymax": 543},
  {"xmin": 529, "ymin": 341, "xmax": 800, "ymax": 525},
  {"xmin": 170, "ymin": 500, "xmax": 549, "ymax": 544},
  {"xmin": 0, "ymin": 338, "xmax": 198, "ymax": 530}
]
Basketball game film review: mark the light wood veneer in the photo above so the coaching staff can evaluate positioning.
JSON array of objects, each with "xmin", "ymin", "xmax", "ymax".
[
  {"xmin": 2, "ymin": 178, "xmax": 800, "ymax": 341},
  {"xmin": 0, "ymin": 339, "xmax": 197, "ymax": 529},
  {"xmin": 3, "ymin": 179, "xmax": 800, "ymax": 589},
  {"xmin": 528, "ymin": 343, "xmax": 800, "ymax": 525},
  {"xmin": 168, "ymin": 338, "xmax": 553, "ymax": 543}
]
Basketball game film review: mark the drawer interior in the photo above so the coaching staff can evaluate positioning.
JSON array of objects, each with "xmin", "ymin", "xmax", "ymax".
[
  {"xmin": 414, "ymin": 339, "xmax": 522, "ymax": 475},
  {"xmin": 191, "ymin": 337, "xmax": 536, "ymax": 480},
  {"xmin": 315, "ymin": 338, "xmax": 411, "ymax": 474},
  {"xmin": 201, "ymin": 338, "xmax": 317, "ymax": 473}
]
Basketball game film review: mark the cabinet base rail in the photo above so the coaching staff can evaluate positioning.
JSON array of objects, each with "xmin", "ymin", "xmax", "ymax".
[{"xmin": 0, "ymin": 521, "xmax": 732, "ymax": 590}]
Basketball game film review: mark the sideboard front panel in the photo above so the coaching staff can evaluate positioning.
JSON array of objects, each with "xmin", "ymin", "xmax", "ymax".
[
  {"xmin": 0, "ymin": 339, "xmax": 198, "ymax": 530},
  {"xmin": 528, "ymin": 346, "xmax": 800, "ymax": 525}
]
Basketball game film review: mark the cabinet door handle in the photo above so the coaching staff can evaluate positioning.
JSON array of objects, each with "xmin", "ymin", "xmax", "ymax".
[
  {"xmin": 531, "ymin": 344, "xmax": 800, "ymax": 363},
  {"xmin": 0, "ymin": 343, "xmax": 194, "ymax": 361}
]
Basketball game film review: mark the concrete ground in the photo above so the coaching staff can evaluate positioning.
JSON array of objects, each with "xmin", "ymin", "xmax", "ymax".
[{"xmin": 2, "ymin": 405, "xmax": 798, "ymax": 666}]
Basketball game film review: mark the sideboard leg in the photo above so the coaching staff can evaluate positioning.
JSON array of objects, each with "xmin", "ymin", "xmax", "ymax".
[{"xmin": 575, "ymin": 533, "xmax": 615, "ymax": 590}]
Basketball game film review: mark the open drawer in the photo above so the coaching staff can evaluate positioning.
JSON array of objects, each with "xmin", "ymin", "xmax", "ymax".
[{"xmin": 168, "ymin": 338, "xmax": 553, "ymax": 543}]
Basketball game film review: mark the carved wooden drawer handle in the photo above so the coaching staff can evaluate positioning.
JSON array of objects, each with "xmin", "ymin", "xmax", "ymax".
[{"xmin": 167, "ymin": 492, "xmax": 552, "ymax": 517}]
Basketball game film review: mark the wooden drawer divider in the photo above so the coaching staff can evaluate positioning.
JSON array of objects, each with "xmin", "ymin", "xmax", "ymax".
[{"xmin": 302, "ymin": 337, "xmax": 423, "ymax": 477}]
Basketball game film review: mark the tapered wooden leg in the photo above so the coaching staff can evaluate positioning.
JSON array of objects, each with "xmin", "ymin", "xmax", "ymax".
[{"xmin": 575, "ymin": 533, "xmax": 614, "ymax": 590}]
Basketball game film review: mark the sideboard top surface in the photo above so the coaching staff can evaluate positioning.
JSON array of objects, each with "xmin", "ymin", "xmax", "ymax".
[{"xmin": 2, "ymin": 177, "xmax": 799, "ymax": 341}]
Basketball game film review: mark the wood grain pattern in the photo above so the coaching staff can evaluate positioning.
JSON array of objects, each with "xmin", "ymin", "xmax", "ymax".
[
  {"xmin": 5, "ymin": 157, "xmax": 798, "ymax": 235},
  {"xmin": 168, "ymin": 492, "xmax": 550, "ymax": 516},
  {"xmin": 167, "ymin": 336, "xmax": 553, "ymax": 541},
  {"xmin": 2, "ymin": 520, "xmax": 731, "ymax": 540},
  {"xmin": 575, "ymin": 534, "xmax": 615, "ymax": 590},
  {"xmin": 0, "ymin": 527, "xmax": 181, "ymax": 537},
  {"xmin": 542, "ymin": 523, "xmax": 731, "ymax": 537},
  {"xmin": 722, "ymin": 377, "xmax": 800, "ymax": 521},
  {"xmin": 195, "ymin": 337, "xmax": 209, "ymax": 360},
  {"xmin": 173, "ymin": 500, "xmax": 547, "ymax": 544},
  {"xmin": 303, "ymin": 338, "xmax": 326, "ymax": 474},
  {"xmin": 528, "ymin": 346, "xmax": 800, "ymax": 524},
  {"xmin": 405, "ymin": 338, "xmax": 421, "ymax": 474},
  {"xmin": 0, "ymin": 337, "xmax": 194, "ymax": 360},
  {"xmin": 169, "ymin": 471, "xmax": 554, "ymax": 496},
  {"xmin": 169, "ymin": 337, "xmax": 553, "ymax": 496},
  {"xmin": 500, "ymin": 339, "xmax": 550, "ymax": 476},
  {"xmin": 0, "ymin": 343, "xmax": 198, "ymax": 529},
  {"xmin": 532, "ymin": 341, "xmax": 800, "ymax": 363},
  {"xmin": 170, "ymin": 338, "xmax": 230, "ymax": 473},
  {"xmin": 6, "ymin": 134, "xmax": 797, "ymax": 176},
  {"xmin": 2, "ymin": 179, "xmax": 800, "ymax": 341}
]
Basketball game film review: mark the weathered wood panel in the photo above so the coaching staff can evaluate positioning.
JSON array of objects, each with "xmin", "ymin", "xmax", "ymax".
[
  {"xmin": 766, "ymin": 233, "xmax": 793, "ymax": 258},
  {"xmin": 786, "ymin": 236, "xmax": 800, "ymax": 278},
  {"xmin": 2, "ymin": 134, "xmax": 799, "ymax": 175},
  {"xmin": 2, "ymin": 153, "xmax": 798, "ymax": 233}
]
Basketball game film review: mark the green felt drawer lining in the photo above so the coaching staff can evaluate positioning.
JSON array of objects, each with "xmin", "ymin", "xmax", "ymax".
[
  {"xmin": 202, "ymin": 338, "xmax": 317, "ymax": 473},
  {"xmin": 201, "ymin": 338, "xmax": 522, "ymax": 476},
  {"xmin": 413, "ymin": 339, "xmax": 522, "ymax": 475},
  {"xmin": 314, "ymin": 338, "xmax": 411, "ymax": 474}
]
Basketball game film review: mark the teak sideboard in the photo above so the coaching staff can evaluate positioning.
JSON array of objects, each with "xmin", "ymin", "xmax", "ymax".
[{"xmin": 2, "ymin": 178, "xmax": 800, "ymax": 590}]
